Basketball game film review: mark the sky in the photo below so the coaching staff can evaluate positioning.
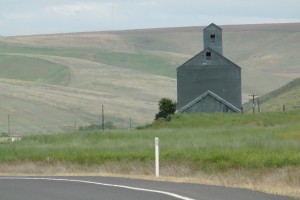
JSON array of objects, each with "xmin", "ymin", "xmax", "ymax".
[{"xmin": 0, "ymin": 0, "xmax": 299, "ymax": 36}]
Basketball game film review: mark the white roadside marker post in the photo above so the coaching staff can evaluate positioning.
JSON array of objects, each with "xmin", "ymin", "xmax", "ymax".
[{"xmin": 155, "ymin": 137, "xmax": 159, "ymax": 177}]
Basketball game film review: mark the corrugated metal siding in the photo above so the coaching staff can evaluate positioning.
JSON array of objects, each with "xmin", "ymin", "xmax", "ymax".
[{"xmin": 177, "ymin": 49, "xmax": 241, "ymax": 111}]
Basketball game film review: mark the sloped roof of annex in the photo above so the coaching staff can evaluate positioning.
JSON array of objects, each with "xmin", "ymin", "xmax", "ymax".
[{"xmin": 178, "ymin": 90, "xmax": 241, "ymax": 113}]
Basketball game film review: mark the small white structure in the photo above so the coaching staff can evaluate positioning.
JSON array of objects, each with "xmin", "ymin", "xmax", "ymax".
[{"xmin": 9, "ymin": 136, "xmax": 22, "ymax": 142}]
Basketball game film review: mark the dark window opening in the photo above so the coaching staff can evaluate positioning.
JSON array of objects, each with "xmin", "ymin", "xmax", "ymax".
[
  {"xmin": 206, "ymin": 52, "xmax": 211, "ymax": 60},
  {"xmin": 210, "ymin": 34, "xmax": 215, "ymax": 42}
]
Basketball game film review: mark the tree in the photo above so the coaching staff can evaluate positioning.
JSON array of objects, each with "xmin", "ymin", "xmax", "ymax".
[{"xmin": 155, "ymin": 98, "xmax": 177, "ymax": 120}]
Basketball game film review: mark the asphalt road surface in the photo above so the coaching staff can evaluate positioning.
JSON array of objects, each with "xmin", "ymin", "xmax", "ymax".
[{"xmin": 0, "ymin": 176, "xmax": 296, "ymax": 200}]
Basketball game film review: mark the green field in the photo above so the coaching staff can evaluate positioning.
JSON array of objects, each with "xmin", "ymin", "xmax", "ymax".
[{"xmin": 1, "ymin": 111, "xmax": 299, "ymax": 171}]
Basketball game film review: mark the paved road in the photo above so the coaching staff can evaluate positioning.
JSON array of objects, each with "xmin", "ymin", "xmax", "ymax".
[{"xmin": 0, "ymin": 176, "xmax": 295, "ymax": 200}]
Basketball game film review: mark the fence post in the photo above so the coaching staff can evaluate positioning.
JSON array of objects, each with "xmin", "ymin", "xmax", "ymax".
[{"xmin": 155, "ymin": 137, "xmax": 159, "ymax": 177}]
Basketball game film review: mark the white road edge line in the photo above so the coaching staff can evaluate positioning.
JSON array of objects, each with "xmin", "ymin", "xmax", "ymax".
[{"xmin": 0, "ymin": 177, "xmax": 196, "ymax": 200}]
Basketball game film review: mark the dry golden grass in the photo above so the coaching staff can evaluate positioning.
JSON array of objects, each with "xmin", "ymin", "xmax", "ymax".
[
  {"xmin": 11, "ymin": 23, "xmax": 300, "ymax": 96},
  {"xmin": 0, "ymin": 53, "xmax": 176, "ymax": 133},
  {"xmin": 0, "ymin": 162, "xmax": 299, "ymax": 199},
  {"xmin": 11, "ymin": 33, "xmax": 132, "ymax": 51}
]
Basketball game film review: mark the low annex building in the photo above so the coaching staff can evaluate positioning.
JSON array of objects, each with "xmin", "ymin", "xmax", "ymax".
[{"xmin": 177, "ymin": 23, "xmax": 242, "ymax": 113}]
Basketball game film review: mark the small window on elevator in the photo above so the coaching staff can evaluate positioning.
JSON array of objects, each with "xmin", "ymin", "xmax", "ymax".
[
  {"xmin": 206, "ymin": 52, "xmax": 211, "ymax": 60},
  {"xmin": 210, "ymin": 34, "xmax": 215, "ymax": 42}
]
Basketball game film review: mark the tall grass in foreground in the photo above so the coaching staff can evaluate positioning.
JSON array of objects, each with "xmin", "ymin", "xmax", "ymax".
[{"xmin": 0, "ymin": 111, "xmax": 300, "ymax": 172}]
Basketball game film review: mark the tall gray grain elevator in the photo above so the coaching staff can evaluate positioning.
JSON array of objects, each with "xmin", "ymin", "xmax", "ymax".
[{"xmin": 177, "ymin": 23, "xmax": 241, "ymax": 113}]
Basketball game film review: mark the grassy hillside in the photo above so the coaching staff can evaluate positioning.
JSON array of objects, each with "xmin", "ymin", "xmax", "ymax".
[
  {"xmin": 243, "ymin": 77, "xmax": 300, "ymax": 112},
  {"xmin": 0, "ymin": 54, "xmax": 69, "ymax": 85},
  {"xmin": 1, "ymin": 23, "xmax": 300, "ymax": 134},
  {"xmin": 8, "ymin": 23, "xmax": 300, "ymax": 94},
  {"xmin": 0, "ymin": 111, "xmax": 299, "ymax": 198}
]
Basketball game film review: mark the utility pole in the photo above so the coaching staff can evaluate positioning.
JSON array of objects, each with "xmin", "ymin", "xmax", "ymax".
[
  {"xmin": 249, "ymin": 94, "xmax": 257, "ymax": 114},
  {"xmin": 257, "ymin": 98, "xmax": 261, "ymax": 113},
  {"xmin": 101, "ymin": 105, "xmax": 104, "ymax": 131}
]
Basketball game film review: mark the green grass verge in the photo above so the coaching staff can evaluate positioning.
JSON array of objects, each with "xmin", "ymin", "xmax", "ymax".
[
  {"xmin": 144, "ymin": 110, "xmax": 300, "ymax": 128},
  {"xmin": 0, "ymin": 111, "xmax": 299, "ymax": 172}
]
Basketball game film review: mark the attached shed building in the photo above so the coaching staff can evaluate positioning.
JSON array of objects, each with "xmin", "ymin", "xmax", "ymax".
[{"xmin": 177, "ymin": 23, "xmax": 242, "ymax": 113}]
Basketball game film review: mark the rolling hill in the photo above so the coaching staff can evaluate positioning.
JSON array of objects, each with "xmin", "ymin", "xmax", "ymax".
[
  {"xmin": 0, "ymin": 23, "xmax": 300, "ymax": 134},
  {"xmin": 243, "ymin": 77, "xmax": 300, "ymax": 112}
]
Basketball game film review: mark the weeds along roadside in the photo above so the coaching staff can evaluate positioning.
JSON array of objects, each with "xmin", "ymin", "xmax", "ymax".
[{"xmin": 0, "ymin": 111, "xmax": 299, "ymax": 172}]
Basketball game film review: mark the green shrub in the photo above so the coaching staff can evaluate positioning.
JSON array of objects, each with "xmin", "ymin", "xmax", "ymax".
[{"xmin": 155, "ymin": 98, "xmax": 177, "ymax": 120}]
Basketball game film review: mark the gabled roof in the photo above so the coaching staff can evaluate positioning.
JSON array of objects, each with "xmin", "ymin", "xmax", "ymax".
[
  {"xmin": 178, "ymin": 90, "xmax": 241, "ymax": 113},
  {"xmin": 177, "ymin": 47, "xmax": 240, "ymax": 71},
  {"xmin": 204, "ymin": 23, "xmax": 222, "ymax": 31}
]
